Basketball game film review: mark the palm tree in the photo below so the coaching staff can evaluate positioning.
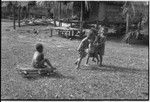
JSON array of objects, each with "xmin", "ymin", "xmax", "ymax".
[
  {"xmin": 37, "ymin": 1, "xmax": 57, "ymax": 26},
  {"xmin": 122, "ymin": 2, "xmax": 135, "ymax": 41},
  {"xmin": 11, "ymin": 1, "xmax": 18, "ymax": 29},
  {"xmin": 17, "ymin": 1, "xmax": 29, "ymax": 27},
  {"xmin": 59, "ymin": 2, "xmax": 62, "ymax": 26},
  {"xmin": 122, "ymin": 1, "xmax": 148, "ymax": 42},
  {"xmin": 18, "ymin": 5, "xmax": 21, "ymax": 27},
  {"xmin": 11, "ymin": 1, "xmax": 37, "ymax": 29}
]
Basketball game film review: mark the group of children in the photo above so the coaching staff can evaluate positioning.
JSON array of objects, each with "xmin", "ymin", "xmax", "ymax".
[
  {"xmin": 75, "ymin": 26, "xmax": 106, "ymax": 69},
  {"xmin": 31, "ymin": 26, "xmax": 106, "ymax": 70}
]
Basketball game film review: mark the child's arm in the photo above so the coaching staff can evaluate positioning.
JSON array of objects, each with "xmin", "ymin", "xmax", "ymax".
[
  {"xmin": 93, "ymin": 36, "xmax": 98, "ymax": 44},
  {"xmin": 98, "ymin": 37, "xmax": 106, "ymax": 45},
  {"xmin": 77, "ymin": 40, "xmax": 84, "ymax": 51},
  {"xmin": 88, "ymin": 43, "xmax": 91, "ymax": 52},
  {"xmin": 41, "ymin": 53, "xmax": 54, "ymax": 69}
]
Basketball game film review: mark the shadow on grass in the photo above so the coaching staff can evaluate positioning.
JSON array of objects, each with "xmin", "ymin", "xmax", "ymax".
[
  {"xmin": 25, "ymin": 71, "xmax": 75, "ymax": 81},
  {"xmin": 45, "ymin": 71, "xmax": 75, "ymax": 80},
  {"xmin": 82, "ymin": 64, "xmax": 148, "ymax": 74}
]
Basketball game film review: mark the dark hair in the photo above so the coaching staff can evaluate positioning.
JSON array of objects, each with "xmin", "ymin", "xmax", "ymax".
[
  {"xmin": 91, "ymin": 27, "xmax": 97, "ymax": 33},
  {"xmin": 87, "ymin": 30, "xmax": 93, "ymax": 39},
  {"xmin": 87, "ymin": 30, "xmax": 96, "ymax": 40},
  {"xmin": 104, "ymin": 27, "xmax": 108, "ymax": 32},
  {"xmin": 35, "ymin": 43, "xmax": 43, "ymax": 52}
]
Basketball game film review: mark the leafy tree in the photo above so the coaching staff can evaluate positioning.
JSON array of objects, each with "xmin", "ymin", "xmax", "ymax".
[{"xmin": 122, "ymin": 1, "xmax": 148, "ymax": 42}]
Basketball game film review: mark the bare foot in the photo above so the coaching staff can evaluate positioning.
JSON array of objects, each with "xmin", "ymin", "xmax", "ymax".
[
  {"xmin": 98, "ymin": 63, "xmax": 102, "ymax": 67},
  {"xmin": 76, "ymin": 66, "xmax": 80, "ymax": 69},
  {"xmin": 92, "ymin": 59, "xmax": 96, "ymax": 62}
]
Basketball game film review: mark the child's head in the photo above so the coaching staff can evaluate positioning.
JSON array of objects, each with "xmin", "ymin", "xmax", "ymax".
[
  {"xmin": 35, "ymin": 43, "xmax": 43, "ymax": 53},
  {"xmin": 98, "ymin": 27, "xmax": 104, "ymax": 34},
  {"xmin": 98, "ymin": 27, "xmax": 105, "ymax": 37},
  {"xmin": 98, "ymin": 27, "xmax": 108, "ymax": 35},
  {"xmin": 87, "ymin": 30, "xmax": 92, "ymax": 39},
  {"xmin": 87, "ymin": 29, "xmax": 96, "ymax": 40},
  {"xmin": 104, "ymin": 27, "xmax": 108, "ymax": 34},
  {"xmin": 91, "ymin": 27, "xmax": 98, "ymax": 35}
]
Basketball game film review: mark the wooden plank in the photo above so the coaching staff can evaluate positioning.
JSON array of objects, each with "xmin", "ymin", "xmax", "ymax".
[{"xmin": 49, "ymin": 26, "xmax": 80, "ymax": 31}]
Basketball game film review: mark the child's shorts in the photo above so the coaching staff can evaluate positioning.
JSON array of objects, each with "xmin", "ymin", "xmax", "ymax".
[
  {"xmin": 96, "ymin": 44, "xmax": 105, "ymax": 56},
  {"xmin": 88, "ymin": 52, "xmax": 97, "ymax": 57},
  {"xmin": 32, "ymin": 63, "xmax": 47, "ymax": 69}
]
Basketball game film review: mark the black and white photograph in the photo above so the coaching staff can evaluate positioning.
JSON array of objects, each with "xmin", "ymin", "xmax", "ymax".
[{"xmin": 1, "ymin": 0, "xmax": 149, "ymax": 100}]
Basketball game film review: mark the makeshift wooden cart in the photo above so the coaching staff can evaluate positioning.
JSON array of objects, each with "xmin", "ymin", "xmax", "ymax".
[{"xmin": 16, "ymin": 65, "xmax": 57, "ymax": 78}]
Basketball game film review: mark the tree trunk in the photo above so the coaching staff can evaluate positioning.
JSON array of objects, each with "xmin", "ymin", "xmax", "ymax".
[
  {"xmin": 123, "ymin": 13, "xmax": 130, "ymax": 42},
  {"xmin": 54, "ymin": 11, "xmax": 56, "ymax": 26},
  {"xmin": 126, "ymin": 13, "xmax": 129, "ymax": 34},
  {"xmin": 25, "ymin": 7, "xmax": 28, "ymax": 18},
  {"xmin": 18, "ymin": 5, "xmax": 21, "ymax": 27},
  {"xmin": 27, "ymin": 5, "xmax": 30, "ymax": 19},
  {"xmin": 96, "ymin": 21, "xmax": 99, "ymax": 30},
  {"xmin": 70, "ymin": 5, "xmax": 74, "ymax": 28},
  {"xmin": 59, "ymin": 2, "xmax": 61, "ymax": 27},
  {"xmin": 80, "ymin": 2, "xmax": 83, "ymax": 34},
  {"xmin": 13, "ymin": 5, "xmax": 16, "ymax": 29},
  {"xmin": 53, "ymin": 3, "xmax": 56, "ymax": 27}
]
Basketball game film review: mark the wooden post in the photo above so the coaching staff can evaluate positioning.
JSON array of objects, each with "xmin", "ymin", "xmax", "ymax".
[
  {"xmin": 80, "ymin": 2, "xmax": 83, "ymax": 35},
  {"xmin": 13, "ymin": 5, "xmax": 16, "ymax": 29},
  {"xmin": 18, "ymin": 5, "xmax": 21, "ymax": 27}
]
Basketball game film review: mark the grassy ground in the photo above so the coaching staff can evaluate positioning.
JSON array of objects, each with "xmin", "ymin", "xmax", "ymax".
[{"xmin": 1, "ymin": 22, "xmax": 149, "ymax": 100}]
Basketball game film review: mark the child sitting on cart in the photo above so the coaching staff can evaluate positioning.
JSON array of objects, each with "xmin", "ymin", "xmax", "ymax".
[{"xmin": 31, "ymin": 43, "xmax": 56, "ymax": 70}]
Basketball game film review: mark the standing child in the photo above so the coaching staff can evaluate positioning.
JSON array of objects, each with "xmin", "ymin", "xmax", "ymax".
[
  {"xmin": 85, "ymin": 39, "xmax": 99, "ymax": 66},
  {"xmin": 31, "ymin": 43, "xmax": 56, "ymax": 70},
  {"xmin": 75, "ymin": 30, "xmax": 95, "ymax": 69},
  {"xmin": 94, "ymin": 27, "xmax": 107, "ymax": 66}
]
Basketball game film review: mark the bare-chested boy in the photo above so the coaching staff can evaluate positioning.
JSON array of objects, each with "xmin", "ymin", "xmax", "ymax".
[{"xmin": 31, "ymin": 43, "xmax": 56, "ymax": 70}]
